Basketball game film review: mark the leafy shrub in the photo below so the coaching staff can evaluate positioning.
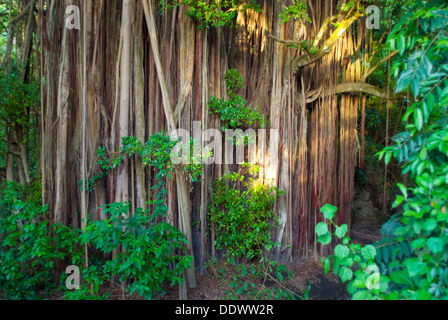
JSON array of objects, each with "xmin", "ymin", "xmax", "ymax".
[
  {"xmin": 315, "ymin": 205, "xmax": 385, "ymax": 300},
  {"xmin": 208, "ymin": 163, "xmax": 282, "ymax": 260},
  {"xmin": 69, "ymin": 202, "xmax": 192, "ymax": 300},
  {"xmin": 280, "ymin": 0, "xmax": 311, "ymax": 24},
  {"xmin": 209, "ymin": 69, "xmax": 267, "ymax": 131},
  {"xmin": 206, "ymin": 162, "xmax": 298, "ymax": 300},
  {"xmin": 372, "ymin": 215, "xmax": 412, "ymax": 276},
  {"xmin": 0, "ymin": 182, "xmax": 81, "ymax": 299}
]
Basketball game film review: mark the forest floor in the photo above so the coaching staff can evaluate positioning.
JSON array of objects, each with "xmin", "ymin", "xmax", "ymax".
[
  {"xmin": 161, "ymin": 212, "xmax": 384, "ymax": 301},
  {"xmin": 86, "ymin": 208, "xmax": 384, "ymax": 301},
  {"xmin": 48, "ymin": 199, "xmax": 384, "ymax": 301}
]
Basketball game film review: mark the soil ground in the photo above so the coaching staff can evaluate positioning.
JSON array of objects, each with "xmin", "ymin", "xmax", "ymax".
[{"xmin": 161, "ymin": 211, "xmax": 384, "ymax": 301}]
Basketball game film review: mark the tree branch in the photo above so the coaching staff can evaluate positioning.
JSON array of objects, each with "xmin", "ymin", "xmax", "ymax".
[
  {"xmin": 290, "ymin": 5, "xmax": 362, "ymax": 73},
  {"xmin": 9, "ymin": 1, "xmax": 34, "ymax": 24},
  {"xmin": 313, "ymin": 12, "xmax": 342, "ymax": 47},
  {"xmin": 266, "ymin": 32, "xmax": 303, "ymax": 46},
  {"xmin": 361, "ymin": 50, "xmax": 399, "ymax": 82},
  {"xmin": 306, "ymin": 82, "xmax": 410, "ymax": 103}
]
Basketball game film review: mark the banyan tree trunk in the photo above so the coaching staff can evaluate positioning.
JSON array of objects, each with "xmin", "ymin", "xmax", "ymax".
[{"xmin": 42, "ymin": 0, "xmax": 369, "ymax": 293}]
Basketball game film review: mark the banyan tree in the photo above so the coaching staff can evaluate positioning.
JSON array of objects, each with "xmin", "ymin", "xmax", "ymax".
[{"xmin": 37, "ymin": 0, "xmax": 396, "ymax": 294}]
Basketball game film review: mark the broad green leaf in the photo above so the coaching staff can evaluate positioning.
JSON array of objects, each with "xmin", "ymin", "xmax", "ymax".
[
  {"xmin": 335, "ymin": 244, "xmax": 350, "ymax": 259},
  {"xmin": 390, "ymin": 270, "xmax": 413, "ymax": 286},
  {"xmin": 339, "ymin": 266, "xmax": 353, "ymax": 283},
  {"xmin": 427, "ymin": 237, "xmax": 444, "ymax": 254},
  {"xmin": 320, "ymin": 204, "xmax": 337, "ymax": 221},
  {"xmin": 423, "ymin": 218, "xmax": 437, "ymax": 233},
  {"xmin": 335, "ymin": 224, "xmax": 348, "ymax": 239},
  {"xmin": 317, "ymin": 233, "xmax": 332, "ymax": 245},
  {"xmin": 411, "ymin": 238, "xmax": 426, "ymax": 249},
  {"xmin": 352, "ymin": 290, "xmax": 372, "ymax": 300},
  {"xmin": 392, "ymin": 195, "xmax": 405, "ymax": 208},
  {"xmin": 394, "ymin": 226, "xmax": 408, "ymax": 236},
  {"xmin": 361, "ymin": 245, "xmax": 377, "ymax": 261},
  {"xmin": 405, "ymin": 259, "xmax": 426, "ymax": 277},
  {"xmin": 315, "ymin": 222, "xmax": 329, "ymax": 236},
  {"xmin": 416, "ymin": 290, "xmax": 431, "ymax": 300}
]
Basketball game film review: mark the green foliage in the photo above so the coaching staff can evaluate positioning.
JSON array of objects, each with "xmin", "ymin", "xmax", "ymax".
[
  {"xmin": 82, "ymin": 132, "xmax": 209, "ymax": 193},
  {"xmin": 317, "ymin": 1, "xmax": 448, "ymax": 301},
  {"xmin": 208, "ymin": 163, "xmax": 282, "ymax": 260},
  {"xmin": 372, "ymin": 215, "xmax": 412, "ymax": 276},
  {"xmin": 317, "ymin": 201, "xmax": 448, "ymax": 299},
  {"xmin": 280, "ymin": 0, "xmax": 311, "ymax": 24},
  {"xmin": 0, "ymin": 64, "xmax": 40, "ymax": 126},
  {"xmin": 316, "ymin": 205, "xmax": 388, "ymax": 300},
  {"xmin": 209, "ymin": 69, "xmax": 267, "ymax": 130},
  {"xmin": 206, "ymin": 162, "xmax": 297, "ymax": 300},
  {"xmin": 0, "ymin": 64, "xmax": 40, "ymax": 176},
  {"xmin": 64, "ymin": 202, "xmax": 192, "ymax": 300},
  {"xmin": 61, "ymin": 264, "xmax": 111, "ymax": 300},
  {"xmin": 0, "ymin": 183, "xmax": 191, "ymax": 300},
  {"xmin": 159, "ymin": 0, "xmax": 261, "ymax": 29},
  {"xmin": 372, "ymin": 1, "xmax": 448, "ymax": 299},
  {"xmin": 0, "ymin": 182, "xmax": 82, "ymax": 300}
]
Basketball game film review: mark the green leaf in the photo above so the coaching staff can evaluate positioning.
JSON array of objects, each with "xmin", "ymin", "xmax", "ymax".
[
  {"xmin": 381, "ymin": 246, "xmax": 390, "ymax": 263},
  {"xmin": 405, "ymin": 259, "xmax": 426, "ymax": 277},
  {"xmin": 414, "ymin": 108, "xmax": 423, "ymax": 131},
  {"xmin": 416, "ymin": 290, "xmax": 431, "ymax": 300},
  {"xmin": 411, "ymin": 238, "xmax": 426, "ymax": 249},
  {"xmin": 419, "ymin": 146, "xmax": 427, "ymax": 161},
  {"xmin": 315, "ymin": 222, "xmax": 329, "ymax": 236},
  {"xmin": 323, "ymin": 258, "xmax": 330, "ymax": 274},
  {"xmin": 427, "ymin": 237, "xmax": 444, "ymax": 254},
  {"xmin": 411, "ymin": 79, "xmax": 420, "ymax": 97},
  {"xmin": 397, "ymin": 183, "xmax": 407, "ymax": 198},
  {"xmin": 397, "ymin": 34, "xmax": 406, "ymax": 56},
  {"xmin": 317, "ymin": 233, "xmax": 332, "ymax": 245},
  {"xmin": 321, "ymin": 204, "xmax": 337, "ymax": 221},
  {"xmin": 361, "ymin": 245, "xmax": 377, "ymax": 261},
  {"xmin": 335, "ymin": 225, "xmax": 348, "ymax": 239},
  {"xmin": 352, "ymin": 290, "xmax": 372, "ymax": 300},
  {"xmin": 390, "ymin": 270, "xmax": 413, "ymax": 286},
  {"xmin": 423, "ymin": 218, "xmax": 437, "ymax": 233},
  {"xmin": 385, "ymin": 151, "xmax": 392, "ymax": 165},
  {"xmin": 339, "ymin": 266, "xmax": 353, "ymax": 283},
  {"xmin": 334, "ymin": 244, "xmax": 350, "ymax": 259}
]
